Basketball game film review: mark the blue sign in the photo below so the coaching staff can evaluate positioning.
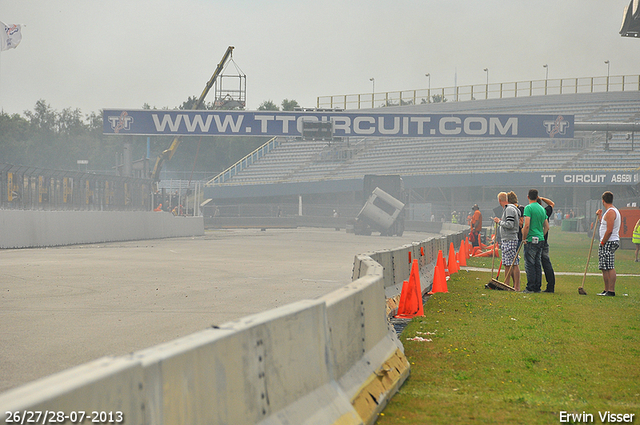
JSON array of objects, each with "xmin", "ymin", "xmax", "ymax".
[{"xmin": 103, "ymin": 109, "xmax": 574, "ymax": 139}]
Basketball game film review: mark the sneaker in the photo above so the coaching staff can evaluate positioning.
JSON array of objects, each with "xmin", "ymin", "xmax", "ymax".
[
  {"xmin": 605, "ymin": 291, "xmax": 616, "ymax": 296},
  {"xmin": 543, "ymin": 289, "xmax": 554, "ymax": 293},
  {"xmin": 597, "ymin": 291, "xmax": 608, "ymax": 296}
]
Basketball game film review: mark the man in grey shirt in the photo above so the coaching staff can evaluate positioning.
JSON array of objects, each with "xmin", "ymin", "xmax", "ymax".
[{"xmin": 493, "ymin": 191, "xmax": 521, "ymax": 291}]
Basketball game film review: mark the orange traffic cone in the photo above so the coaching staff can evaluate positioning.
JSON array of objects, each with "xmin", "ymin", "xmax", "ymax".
[
  {"xmin": 396, "ymin": 280, "xmax": 410, "ymax": 317},
  {"xmin": 410, "ymin": 259, "xmax": 424, "ymax": 316},
  {"xmin": 440, "ymin": 248, "xmax": 450, "ymax": 277},
  {"xmin": 429, "ymin": 250, "xmax": 448, "ymax": 294},
  {"xmin": 457, "ymin": 240, "xmax": 467, "ymax": 267},
  {"xmin": 395, "ymin": 259, "xmax": 424, "ymax": 318},
  {"xmin": 448, "ymin": 242, "xmax": 459, "ymax": 274},
  {"xmin": 465, "ymin": 238, "xmax": 471, "ymax": 259}
]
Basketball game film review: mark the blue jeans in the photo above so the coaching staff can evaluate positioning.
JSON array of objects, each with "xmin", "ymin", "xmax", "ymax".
[
  {"xmin": 541, "ymin": 240, "xmax": 555, "ymax": 291},
  {"xmin": 524, "ymin": 241, "xmax": 543, "ymax": 292}
]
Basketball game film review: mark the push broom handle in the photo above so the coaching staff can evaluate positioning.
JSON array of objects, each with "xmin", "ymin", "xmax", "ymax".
[
  {"xmin": 491, "ymin": 222, "xmax": 498, "ymax": 277},
  {"xmin": 581, "ymin": 218, "xmax": 599, "ymax": 289}
]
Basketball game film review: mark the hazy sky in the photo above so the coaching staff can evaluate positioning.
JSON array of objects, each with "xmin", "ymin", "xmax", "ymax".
[{"xmin": 0, "ymin": 1, "xmax": 637, "ymax": 117}]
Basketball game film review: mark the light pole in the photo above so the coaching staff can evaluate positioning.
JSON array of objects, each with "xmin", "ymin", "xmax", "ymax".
[
  {"xmin": 370, "ymin": 77, "xmax": 375, "ymax": 107},
  {"xmin": 604, "ymin": 60, "xmax": 610, "ymax": 91},
  {"xmin": 425, "ymin": 73, "xmax": 431, "ymax": 102},
  {"xmin": 483, "ymin": 68, "xmax": 489, "ymax": 98},
  {"xmin": 543, "ymin": 64, "xmax": 548, "ymax": 95}
]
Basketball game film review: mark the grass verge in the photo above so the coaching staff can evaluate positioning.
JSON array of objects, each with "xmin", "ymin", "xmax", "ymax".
[{"xmin": 377, "ymin": 228, "xmax": 640, "ymax": 425}]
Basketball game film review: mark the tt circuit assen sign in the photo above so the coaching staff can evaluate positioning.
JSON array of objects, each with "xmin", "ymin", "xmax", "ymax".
[
  {"xmin": 540, "ymin": 172, "xmax": 640, "ymax": 185},
  {"xmin": 103, "ymin": 109, "xmax": 574, "ymax": 139}
]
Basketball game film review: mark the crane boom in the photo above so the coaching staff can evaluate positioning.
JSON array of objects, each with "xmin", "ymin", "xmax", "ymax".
[{"xmin": 150, "ymin": 46, "xmax": 235, "ymax": 183}]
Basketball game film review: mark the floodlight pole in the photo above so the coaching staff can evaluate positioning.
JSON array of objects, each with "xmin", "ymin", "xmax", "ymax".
[
  {"xmin": 483, "ymin": 68, "xmax": 489, "ymax": 99},
  {"xmin": 425, "ymin": 73, "xmax": 431, "ymax": 102},
  {"xmin": 370, "ymin": 78, "xmax": 375, "ymax": 107},
  {"xmin": 604, "ymin": 60, "xmax": 610, "ymax": 91}
]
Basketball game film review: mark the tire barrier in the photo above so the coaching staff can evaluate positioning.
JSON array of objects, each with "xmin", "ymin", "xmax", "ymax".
[{"xmin": 0, "ymin": 226, "xmax": 468, "ymax": 425}]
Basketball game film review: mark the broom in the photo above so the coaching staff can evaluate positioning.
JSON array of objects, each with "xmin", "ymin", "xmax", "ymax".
[
  {"xmin": 487, "ymin": 223, "xmax": 498, "ymax": 284},
  {"xmin": 579, "ymin": 217, "xmax": 599, "ymax": 295}
]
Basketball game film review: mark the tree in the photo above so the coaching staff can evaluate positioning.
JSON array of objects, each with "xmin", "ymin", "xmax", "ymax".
[
  {"xmin": 431, "ymin": 94, "xmax": 447, "ymax": 103},
  {"xmin": 258, "ymin": 100, "xmax": 279, "ymax": 111},
  {"xmin": 0, "ymin": 112, "xmax": 30, "ymax": 164},
  {"xmin": 179, "ymin": 96, "xmax": 214, "ymax": 110},
  {"xmin": 281, "ymin": 99, "xmax": 299, "ymax": 111},
  {"xmin": 24, "ymin": 99, "xmax": 57, "ymax": 133},
  {"xmin": 58, "ymin": 107, "xmax": 86, "ymax": 138},
  {"xmin": 0, "ymin": 99, "xmax": 274, "ymax": 177}
]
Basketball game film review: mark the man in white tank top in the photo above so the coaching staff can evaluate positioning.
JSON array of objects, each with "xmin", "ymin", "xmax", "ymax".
[{"xmin": 596, "ymin": 191, "xmax": 621, "ymax": 296}]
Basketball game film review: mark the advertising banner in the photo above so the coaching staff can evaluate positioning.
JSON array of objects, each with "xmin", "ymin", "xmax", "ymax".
[{"xmin": 103, "ymin": 109, "xmax": 574, "ymax": 139}]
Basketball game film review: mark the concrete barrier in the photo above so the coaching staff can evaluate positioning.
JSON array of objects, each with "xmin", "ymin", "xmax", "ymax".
[
  {"xmin": 0, "ymin": 356, "xmax": 145, "ymax": 424},
  {"xmin": 132, "ymin": 300, "xmax": 360, "ymax": 425},
  {"xmin": 0, "ymin": 268, "xmax": 398, "ymax": 425},
  {"xmin": 352, "ymin": 229, "xmax": 469, "ymax": 318},
  {"xmin": 321, "ymin": 256, "xmax": 409, "ymax": 424},
  {"xmin": 0, "ymin": 210, "xmax": 204, "ymax": 248},
  {"xmin": 0, "ymin": 225, "xmax": 467, "ymax": 425}
]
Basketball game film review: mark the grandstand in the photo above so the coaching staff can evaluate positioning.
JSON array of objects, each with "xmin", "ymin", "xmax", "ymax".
[{"xmin": 203, "ymin": 90, "xmax": 640, "ymax": 220}]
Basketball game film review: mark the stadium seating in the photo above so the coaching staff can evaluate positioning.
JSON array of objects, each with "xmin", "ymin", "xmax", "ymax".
[{"xmin": 212, "ymin": 91, "xmax": 640, "ymax": 186}]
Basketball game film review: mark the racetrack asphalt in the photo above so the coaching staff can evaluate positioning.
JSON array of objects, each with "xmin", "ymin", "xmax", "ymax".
[{"xmin": 0, "ymin": 228, "xmax": 438, "ymax": 393}]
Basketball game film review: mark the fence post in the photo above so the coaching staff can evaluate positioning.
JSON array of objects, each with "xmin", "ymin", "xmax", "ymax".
[{"xmin": 545, "ymin": 78, "xmax": 548, "ymax": 95}]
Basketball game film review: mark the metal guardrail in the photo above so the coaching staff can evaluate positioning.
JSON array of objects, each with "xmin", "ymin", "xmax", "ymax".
[
  {"xmin": 205, "ymin": 136, "xmax": 279, "ymax": 185},
  {"xmin": 0, "ymin": 163, "xmax": 153, "ymax": 211},
  {"xmin": 317, "ymin": 75, "xmax": 640, "ymax": 110}
]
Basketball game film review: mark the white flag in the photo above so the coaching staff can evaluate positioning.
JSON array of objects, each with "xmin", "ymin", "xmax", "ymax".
[{"xmin": 0, "ymin": 21, "xmax": 22, "ymax": 51}]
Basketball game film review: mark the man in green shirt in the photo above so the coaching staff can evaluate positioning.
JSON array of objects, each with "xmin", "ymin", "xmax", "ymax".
[{"xmin": 522, "ymin": 189, "xmax": 550, "ymax": 293}]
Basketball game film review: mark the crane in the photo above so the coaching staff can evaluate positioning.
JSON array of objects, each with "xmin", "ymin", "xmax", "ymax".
[{"xmin": 150, "ymin": 46, "xmax": 236, "ymax": 184}]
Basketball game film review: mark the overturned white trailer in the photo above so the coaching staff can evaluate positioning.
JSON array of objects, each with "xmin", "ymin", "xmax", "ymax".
[{"xmin": 354, "ymin": 186, "xmax": 405, "ymax": 236}]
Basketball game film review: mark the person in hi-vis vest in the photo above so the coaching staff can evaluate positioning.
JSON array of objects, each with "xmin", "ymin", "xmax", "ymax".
[{"xmin": 633, "ymin": 218, "xmax": 640, "ymax": 263}]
